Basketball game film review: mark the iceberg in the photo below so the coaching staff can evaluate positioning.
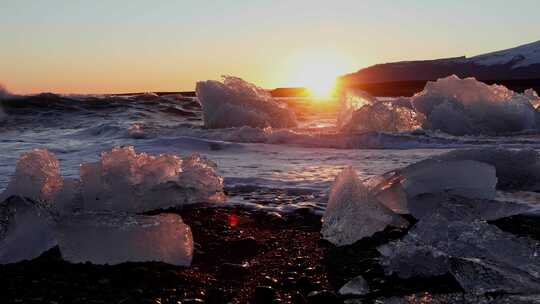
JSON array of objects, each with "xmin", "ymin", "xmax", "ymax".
[
  {"xmin": 195, "ymin": 76, "xmax": 297, "ymax": 129},
  {"xmin": 0, "ymin": 196, "xmax": 57, "ymax": 264},
  {"xmin": 412, "ymin": 75, "xmax": 537, "ymax": 135},
  {"xmin": 0, "ymin": 149, "xmax": 63, "ymax": 202},
  {"xmin": 57, "ymin": 212, "xmax": 193, "ymax": 266},
  {"xmin": 338, "ymin": 88, "xmax": 424, "ymax": 133},
  {"xmin": 80, "ymin": 146, "xmax": 224, "ymax": 212},
  {"xmin": 321, "ymin": 167, "xmax": 407, "ymax": 246}
]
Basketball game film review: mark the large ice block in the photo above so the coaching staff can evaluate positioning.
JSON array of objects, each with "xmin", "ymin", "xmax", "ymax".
[{"xmin": 57, "ymin": 212, "xmax": 193, "ymax": 266}]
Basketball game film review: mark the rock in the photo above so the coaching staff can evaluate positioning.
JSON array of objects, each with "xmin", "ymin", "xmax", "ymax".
[
  {"xmin": 262, "ymin": 275, "xmax": 278, "ymax": 286},
  {"xmin": 338, "ymin": 275, "xmax": 370, "ymax": 296},
  {"xmin": 306, "ymin": 290, "xmax": 338, "ymax": 304},
  {"xmin": 229, "ymin": 237, "xmax": 259, "ymax": 257},
  {"xmin": 219, "ymin": 262, "xmax": 250, "ymax": 278},
  {"xmin": 254, "ymin": 285, "xmax": 278, "ymax": 304},
  {"xmin": 205, "ymin": 287, "xmax": 226, "ymax": 304},
  {"xmin": 182, "ymin": 299, "xmax": 204, "ymax": 304},
  {"xmin": 295, "ymin": 276, "xmax": 314, "ymax": 295},
  {"xmin": 290, "ymin": 291, "xmax": 308, "ymax": 304}
]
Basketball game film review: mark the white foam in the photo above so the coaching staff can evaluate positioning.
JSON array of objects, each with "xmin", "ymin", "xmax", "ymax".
[
  {"xmin": 0, "ymin": 196, "xmax": 57, "ymax": 264},
  {"xmin": 0, "ymin": 149, "xmax": 63, "ymax": 202}
]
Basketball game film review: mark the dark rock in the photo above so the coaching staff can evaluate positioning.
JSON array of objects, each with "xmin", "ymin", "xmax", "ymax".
[
  {"xmin": 262, "ymin": 275, "xmax": 278, "ymax": 286},
  {"xmin": 205, "ymin": 287, "xmax": 227, "ymax": 304},
  {"xmin": 282, "ymin": 277, "xmax": 296, "ymax": 289},
  {"xmin": 218, "ymin": 262, "xmax": 250, "ymax": 278},
  {"xmin": 290, "ymin": 291, "xmax": 308, "ymax": 304},
  {"xmin": 254, "ymin": 286, "xmax": 277, "ymax": 304},
  {"xmin": 229, "ymin": 237, "xmax": 259, "ymax": 258},
  {"xmin": 295, "ymin": 276, "xmax": 314, "ymax": 295},
  {"xmin": 306, "ymin": 290, "xmax": 338, "ymax": 304},
  {"xmin": 182, "ymin": 299, "xmax": 205, "ymax": 304}
]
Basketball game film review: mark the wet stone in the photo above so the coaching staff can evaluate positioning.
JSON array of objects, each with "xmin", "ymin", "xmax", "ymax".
[
  {"xmin": 306, "ymin": 290, "xmax": 339, "ymax": 304},
  {"xmin": 290, "ymin": 291, "xmax": 308, "ymax": 304},
  {"xmin": 254, "ymin": 286, "xmax": 278, "ymax": 304},
  {"xmin": 218, "ymin": 262, "xmax": 250, "ymax": 278}
]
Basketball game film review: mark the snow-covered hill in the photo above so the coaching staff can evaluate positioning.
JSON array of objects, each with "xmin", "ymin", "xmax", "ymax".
[
  {"xmin": 342, "ymin": 40, "xmax": 540, "ymax": 85},
  {"xmin": 468, "ymin": 40, "xmax": 540, "ymax": 69}
]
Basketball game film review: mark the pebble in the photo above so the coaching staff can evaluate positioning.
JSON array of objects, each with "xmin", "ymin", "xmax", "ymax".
[
  {"xmin": 254, "ymin": 286, "xmax": 278, "ymax": 304},
  {"xmin": 295, "ymin": 276, "xmax": 314, "ymax": 295},
  {"xmin": 290, "ymin": 291, "xmax": 308, "ymax": 304},
  {"xmin": 182, "ymin": 299, "xmax": 204, "ymax": 304},
  {"xmin": 219, "ymin": 262, "xmax": 250, "ymax": 278},
  {"xmin": 306, "ymin": 290, "xmax": 338, "ymax": 304},
  {"xmin": 205, "ymin": 287, "xmax": 226, "ymax": 304}
]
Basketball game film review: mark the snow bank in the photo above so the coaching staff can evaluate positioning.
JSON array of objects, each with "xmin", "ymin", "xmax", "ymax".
[
  {"xmin": 57, "ymin": 212, "xmax": 193, "ymax": 266},
  {"xmin": 338, "ymin": 89, "xmax": 424, "ymax": 133},
  {"xmin": 412, "ymin": 75, "xmax": 538, "ymax": 135},
  {"xmin": 321, "ymin": 167, "xmax": 407, "ymax": 246},
  {"xmin": 0, "ymin": 149, "xmax": 63, "ymax": 202},
  {"xmin": 80, "ymin": 146, "xmax": 224, "ymax": 212},
  {"xmin": 196, "ymin": 76, "xmax": 297, "ymax": 129},
  {"xmin": 0, "ymin": 196, "xmax": 57, "ymax": 264}
]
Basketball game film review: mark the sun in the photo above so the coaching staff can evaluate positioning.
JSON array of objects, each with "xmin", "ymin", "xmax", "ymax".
[{"xmin": 285, "ymin": 50, "xmax": 352, "ymax": 98}]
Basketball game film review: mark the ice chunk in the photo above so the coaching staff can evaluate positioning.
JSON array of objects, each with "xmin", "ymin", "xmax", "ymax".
[
  {"xmin": 408, "ymin": 193, "xmax": 530, "ymax": 222},
  {"xmin": 450, "ymin": 257, "xmax": 540, "ymax": 295},
  {"xmin": 338, "ymin": 89, "xmax": 424, "ymax": 133},
  {"xmin": 379, "ymin": 242, "xmax": 450, "ymax": 279},
  {"xmin": 370, "ymin": 159, "xmax": 497, "ymax": 214},
  {"xmin": 128, "ymin": 123, "xmax": 147, "ymax": 139},
  {"xmin": 412, "ymin": 75, "xmax": 537, "ymax": 135},
  {"xmin": 525, "ymin": 88, "xmax": 540, "ymax": 108},
  {"xmin": 57, "ymin": 212, "xmax": 193, "ymax": 266},
  {"xmin": 338, "ymin": 275, "xmax": 370, "ymax": 296},
  {"xmin": 437, "ymin": 148, "xmax": 540, "ymax": 191},
  {"xmin": 0, "ymin": 196, "xmax": 57, "ymax": 264},
  {"xmin": 380, "ymin": 218, "xmax": 540, "ymax": 294},
  {"xmin": 321, "ymin": 167, "xmax": 407, "ymax": 246},
  {"xmin": 80, "ymin": 146, "xmax": 224, "ymax": 212},
  {"xmin": 195, "ymin": 76, "xmax": 297, "ymax": 129},
  {"xmin": 0, "ymin": 149, "xmax": 63, "ymax": 202},
  {"xmin": 401, "ymin": 160, "xmax": 497, "ymax": 199}
]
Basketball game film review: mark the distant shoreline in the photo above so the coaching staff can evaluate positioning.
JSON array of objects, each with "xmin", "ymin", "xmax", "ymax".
[{"xmin": 111, "ymin": 78, "xmax": 540, "ymax": 98}]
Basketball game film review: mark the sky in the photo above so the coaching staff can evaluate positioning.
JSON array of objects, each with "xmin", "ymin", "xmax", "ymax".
[{"xmin": 1, "ymin": 0, "xmax": 539, "ymax": 94}]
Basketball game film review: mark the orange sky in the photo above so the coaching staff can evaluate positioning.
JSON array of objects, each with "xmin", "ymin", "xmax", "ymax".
[{"xmin": 2, "ymin": 1, "xmax": 539, "ymax": 94}]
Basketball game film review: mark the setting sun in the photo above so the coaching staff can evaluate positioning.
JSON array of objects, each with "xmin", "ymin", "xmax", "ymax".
[{"xmin": 284, "ymin": 50, "xmax": 353, "ymax": 98}]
